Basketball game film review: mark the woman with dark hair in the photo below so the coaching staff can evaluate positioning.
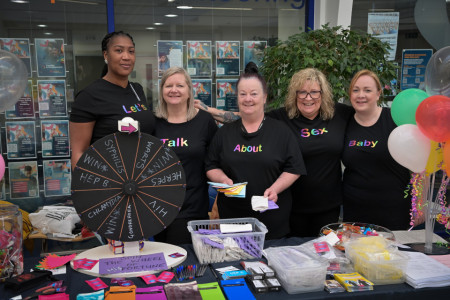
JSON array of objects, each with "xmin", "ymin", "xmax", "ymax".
[
  {"xmin": 205, "ymin": 64, "xmax": 306, "ymax": 239},
  {"xmin": 70, "ymin": 31, "xmax": 155, "ymax": 168},
  {"xmin": 197, "ymin": 67, "xmax": 353, "ymax": 237},
  {"xmin": 153, "ymin": 67, "xmax": 217, "ymax": 244}
]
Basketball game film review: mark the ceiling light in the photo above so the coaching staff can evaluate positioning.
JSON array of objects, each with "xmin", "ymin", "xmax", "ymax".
[
  {"xmin": 177, "ymin": 6, "xmax": 192, "ymax": 10},
  {"xmin": 44, "ymin": 32, "xmax": 53, "ymax": 35},
  {"xmin": 37, "ymin": 24, "xmax": 48, "ymax": 28},
  {"xmin": 154, "ymin": 23, "xmax": 163, "ymax": 26},
  {"xmin": 168, "ymin": 0, "xmax": 175, "ymax": 2},
  {"xmin": 165, "ymin": 14, "xmax": 178, "ymax": 18},
  {"xmin": 187, "ymin": 6, "xmax": 252, "ymax": 11},
  {"xmin": 11, "ymin": 0, "xmax": 29, "ymax": 3},
  {"xmin": 145, "ymin": 27, "xmax": 155, "ymax": 30}
]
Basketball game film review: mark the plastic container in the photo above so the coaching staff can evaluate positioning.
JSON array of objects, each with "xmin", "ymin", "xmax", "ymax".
[
  {"xmin": 0, "ymin": 204, "xmax": 23, "ymax": 280},
  {"xmin": 187, "ymin": 218, "xmax": 267, "ymax": 264},
  {"xmin": 345, "ymin": 237, "xmax": 408, "ymax": 284},
  {"xmin": 265, "ymin": 246, "xmax": 329, "ymax": 294}
]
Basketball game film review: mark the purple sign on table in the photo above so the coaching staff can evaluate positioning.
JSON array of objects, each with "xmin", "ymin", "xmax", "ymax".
[{"xmin": 99, "ymin": 253, "xmax": 168, "ymax": 275}]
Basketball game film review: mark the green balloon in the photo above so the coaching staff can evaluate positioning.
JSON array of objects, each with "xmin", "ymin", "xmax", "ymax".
[{"xmin": 391, "ymin": 88, "xmax": 429, "ymax": 126}]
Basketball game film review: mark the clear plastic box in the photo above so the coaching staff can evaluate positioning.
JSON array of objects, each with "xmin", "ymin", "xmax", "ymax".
[
  {"xmin": 264, "ymin": 246, "xmax": 329, "ymax": 294},
  {"xmin": 187, "ymin": 218, "xmax": 268, "ymax": 264},
  {"xmin": 345, "ymin": 238, "xmax": 409, "ymax": 284}
]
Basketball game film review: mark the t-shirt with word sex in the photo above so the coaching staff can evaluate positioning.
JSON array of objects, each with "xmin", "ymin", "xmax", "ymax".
[
  {"xmin": 267, "ymin": 103, "xmax": 353, "ymax": 214},
  {"xmin": 342, "ymin": 107, "xmax": 411, "ymax": 230},
  {"xmin": 70, "ymin": 79, "xmax": 155, "ymax": 144},
  {"xmin": 154, "ymin": 110, "xmax": 218, "ymax": 219},
  {"xmin": 205, "ymin": 117, "xmax": 306, "ymax": 239}
]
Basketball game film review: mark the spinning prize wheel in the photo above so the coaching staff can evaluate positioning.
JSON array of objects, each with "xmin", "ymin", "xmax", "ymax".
[{"xmin": 71, "ymin": 125, "xmax": 188, "ymax": 277}]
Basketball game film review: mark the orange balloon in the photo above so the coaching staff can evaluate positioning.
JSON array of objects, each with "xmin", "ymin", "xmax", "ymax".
[{"xmin": 444, "ymin": 142, "xmax": 450, "ymax": 175}]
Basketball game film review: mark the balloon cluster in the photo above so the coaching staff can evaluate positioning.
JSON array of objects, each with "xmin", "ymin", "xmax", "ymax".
[{"xmin": 388, "ymin": 46, "xmax": 450, "ymax": 229}]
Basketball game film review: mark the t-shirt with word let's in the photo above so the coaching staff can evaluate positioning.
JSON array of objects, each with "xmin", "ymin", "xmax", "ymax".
[
  {"xmin": 205, "ymin": 117, "xmax": 307, "ymax": 239},
  {"xmin": 342, "ymin": 107, "xmax": 411, "ymax": 230},
  {"xmin": 154, "ymin": 110, "xmax": 218, "ymax": 219}
]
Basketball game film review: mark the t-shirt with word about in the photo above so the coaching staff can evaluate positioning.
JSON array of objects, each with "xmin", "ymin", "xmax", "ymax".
[
  {"xmin": 70, "ymin": 79, "xmax": 155, "ymax": 144},
  {"xmin": 342, "ymin": 107, "xmax": 411, "ymax": 230},
  {"xmin": 154, "ymin": 110, "xmax": 218, "ymax": 219},
  {"xmin": 205, "ymin": 117, "xmax": 306, "ymax": 239}
]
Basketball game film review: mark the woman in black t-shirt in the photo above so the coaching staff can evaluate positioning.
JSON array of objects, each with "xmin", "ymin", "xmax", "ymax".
[
  {"xmin": 153, "ymin": 67, "xmax": 217, "ymax": 244},
  {"xmin": 70, "ymin": 31, "xmax": 155, "ymax": 168},
  {"xmin": 205, "ymin": 64, "xmax": 306, "ymax": 239}
]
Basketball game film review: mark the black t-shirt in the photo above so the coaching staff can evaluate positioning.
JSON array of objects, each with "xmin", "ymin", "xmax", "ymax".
[
  {"xmin": 205, "ymin": 117, "xmax": 307, "ymax": 239},
  {"xmin": 342, "ymin": 107, "xmax": 411, "ymax": 230},
  {"xmin": 267, "ymin": 103, "xmax": 353, "ymax": 213},
  {"xmin": 70, "ymin": 79, "xmax": 156, "ymax": 144},
  {"xmin": 154, "ymin": 110, "xmax": 218, "ymax": 219}
]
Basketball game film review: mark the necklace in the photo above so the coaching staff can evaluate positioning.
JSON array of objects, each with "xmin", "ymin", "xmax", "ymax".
[{"xmin": 241, "ymin": 116, "xmax": 265, "ymax": 134}]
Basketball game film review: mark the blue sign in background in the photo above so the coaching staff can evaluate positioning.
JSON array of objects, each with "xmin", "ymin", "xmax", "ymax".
[{"xmin": 400, "ymin": 49, "xmax": 433, "ymax": 91}]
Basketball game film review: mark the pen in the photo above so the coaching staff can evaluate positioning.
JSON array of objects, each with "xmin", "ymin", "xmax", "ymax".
[{"xmin": 209, "ymin": 263, "xmax": 218, "ymax": 280}]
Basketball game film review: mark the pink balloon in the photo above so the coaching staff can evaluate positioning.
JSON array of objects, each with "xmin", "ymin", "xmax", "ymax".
[
  {"xmin": 0, "ymin": 155, "xmax": 5, "ymax": 181},
  {"xmin": 388, "ymin": 124, "xmax": 431, "ymax": 173}
]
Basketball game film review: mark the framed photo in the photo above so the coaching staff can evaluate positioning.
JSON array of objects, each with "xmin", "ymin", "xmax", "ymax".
[
  {"xmin": 243, "ymin": 41, "xmax": 267, "ymax": 68},
  {"xmin": 0, "ymin": 38, "xmax": 32, "ymax": 77},
  {"xmin": 157, "ymin": 40, "xmax": 183, "ymax": 77},
  {"xmin": 35, "ymin": 38, "xmax": 66, "ymax": 77},
  {"xmin": 187, "ymin": 41, "xmax": 212, "ymax": 77},
  {"xmin": 38, "ymin": 80, "xmax": 67, "ymax": 117},
  {"xmin": 9, "ymin": 161, "xmax": 39, "ymax": 199},
  {"xmin": 43, "ymin": 159, "xmax": 71, "ymax": 197},
  {"xmin": 5, "ymin": 80, "xmax": 35, "ymax": 119},
  {"xmin": 216, "ymin": 41, "xmax": 240, "ymax": 76},
  {"xmin": 41, "ymin": 120, "xmax": 70, "ymax": 157},
  {"xmin": 5, "ymin": 121, "xmax": 37, "ymax": 159},
  {"xmin": 216, "ymin": 79, "xmax": 238, "ymax": 111},
  {"xmin": 192, "ymin": 79, "xmax": 212, "ymax": 107}
]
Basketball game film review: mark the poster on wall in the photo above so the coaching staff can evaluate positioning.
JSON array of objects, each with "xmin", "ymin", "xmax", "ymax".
[
  {"xmin": 192, "ymin": 79, "xmax": 212, "ymax": 107},
  {"xmin": 216, "ymin": 41, "xmax": 240, "ymax": 76},
  {"xmin": 43, "ymin": 159, "xmax": 71, "ymax": 197},
  {"xmin": 9, "ymin": 161, "xmax": 39, "ymax": 199},
  {"xmin": 157, "ymin": 40, "xmax": 183, "ymax": 77},
  {"xmin": 368, "ymin": 12, "xmax": 400, "ymax": 61},
  {"xmin": 5, "ymin": 80, "xmax": 35, "ymax": 119},
  {"xmin": 187, "ymin": 41, "xmax": 212, "ymax": 77},
  {"xmin": 41, "ymin": 120, "xmax": 70, "ymax": 157},
  {"xmin": 0, "ymin": 177, "xmax": 5, "ymax": 200},
  {"xmin": 400, "ymin": 49, "xmax": 433, "ymax": 91},
  {"xmin": 243, "ymin": 41, "xmax": 267, "ymax": 68},
  {"xmin": 0, "ymin": 38, "xmax": 32, "ymax": 77},
  {"xmin": 216, "ymin": 79, "xmax": 238, "ymax": 111},
  {"xmin": 6, "ymin": 121, "xmax": 37, "ymax": 159},
  {"xmin": 35, "ymin": 38, "xmax": 66, "ymax": 77},
  {"xmin": 38, "ymin": 80, "xmax": 67, "ymax": 117}
]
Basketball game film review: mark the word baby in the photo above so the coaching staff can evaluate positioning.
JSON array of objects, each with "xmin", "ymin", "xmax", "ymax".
[{"xmin": 348, "ymin": 140, "xmax": 378, "ymax": 148}]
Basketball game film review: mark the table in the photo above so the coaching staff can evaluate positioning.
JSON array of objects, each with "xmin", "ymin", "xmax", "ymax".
[{"xmin": 2, "ymin": 237, "xmax": 450, "ymax": 300}]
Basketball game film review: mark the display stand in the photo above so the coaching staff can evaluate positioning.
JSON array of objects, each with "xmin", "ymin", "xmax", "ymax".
[{"xmin": 70, "ymin": 241, "xmax": 187, "ymax": 278}]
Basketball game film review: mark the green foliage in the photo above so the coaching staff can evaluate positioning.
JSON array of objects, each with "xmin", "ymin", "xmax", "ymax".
[{"xmin": 260, "ymin": 24, "xmax": 399, "ymax": 108}]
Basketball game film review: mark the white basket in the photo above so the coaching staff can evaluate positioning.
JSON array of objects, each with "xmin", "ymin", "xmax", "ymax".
[{"xmin": 187, "ymin": 218, "xmax": 268, "ymax": 264}]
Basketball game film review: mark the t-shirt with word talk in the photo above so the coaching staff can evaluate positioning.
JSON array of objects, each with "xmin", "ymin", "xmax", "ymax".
[{"xmin": 154, "ymin": 110, "xmax": 218, "ymax": 219}]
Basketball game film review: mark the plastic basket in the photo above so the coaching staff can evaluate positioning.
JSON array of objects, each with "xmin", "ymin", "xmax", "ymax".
[{"xmin": 187, "ymin": 218, "xmax": 268, "ymax": 264}]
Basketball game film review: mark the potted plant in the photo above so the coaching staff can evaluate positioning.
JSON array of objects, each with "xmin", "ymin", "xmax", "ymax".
[{"xmin": 261, "ymin": 24, "xmax": 399, "ymax": 108}]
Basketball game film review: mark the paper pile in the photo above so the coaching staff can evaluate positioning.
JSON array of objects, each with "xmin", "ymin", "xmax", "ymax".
[
  {"xmin": 208, "ymin": 182, "xmax": 247, "ymax": 198},
  {"xmin": 404, "ymin": 251, "xmax": 450, "ymax": 288}
]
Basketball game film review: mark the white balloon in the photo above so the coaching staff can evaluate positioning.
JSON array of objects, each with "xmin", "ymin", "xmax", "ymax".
[
  {"xmin": 388, "ymin": 124, "xmax": 431, "ymax": 173},
  {"xmin": 0, "ymin": 49, "xmax": 28, "ymax": 113}
]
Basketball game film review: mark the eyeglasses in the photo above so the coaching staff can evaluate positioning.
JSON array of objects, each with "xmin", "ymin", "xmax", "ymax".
[{"xmin": 296, "ymin": 90, "xmax": 322, "ymax": 99}]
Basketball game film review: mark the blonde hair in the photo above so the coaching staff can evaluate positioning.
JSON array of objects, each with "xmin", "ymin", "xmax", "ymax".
[
  {"xmin": 285, "ymin": 68, "xmax": 335, "ymax": 120},
  {"xmin": 155, "ymin": 67, "xmax": 196, "ymax": 121},
  {"xmin": 348, "ymin": 69, "xmax": 383, "ymax": 103}
]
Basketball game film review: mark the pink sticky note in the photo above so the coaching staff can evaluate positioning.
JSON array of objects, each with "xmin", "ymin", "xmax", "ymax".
[
  {"xmin": 157, "ymin": 271, "xmax": 174, "ymax": 283},
  {"xmin": 140, "ymin": 274, "xmax": 158, "ymax": 284}
]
